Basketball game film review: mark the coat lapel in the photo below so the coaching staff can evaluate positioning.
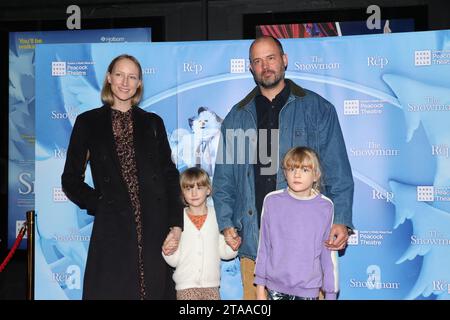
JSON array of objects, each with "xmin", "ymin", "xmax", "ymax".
[
  {"xmin": 99, "ymin": 105, "xmax": 123, "ymax": 177},
  {"xmin": 132, "ymin": 107, "xmax": 150, "ymax": 173}
]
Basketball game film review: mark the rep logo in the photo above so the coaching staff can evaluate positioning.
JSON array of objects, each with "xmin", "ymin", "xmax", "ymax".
[
  {"xmin": 183, "ymin": 61, "xmax": 203, "ymax": 74},
  {"xmin": 372, "ymin": 189, "xmax": 394, "ymax": 203},
  {"xmin": 367, "ymin": 56, "xmax": 388, "ymax": 68},
  {"xmin": 432, "ymin": 144, "xmax": 449, "ymax": 158},
  {"xmin": 433, "ymin": 280, "xmax": 450, "ymax": 294},
  {"xmin": 54, "ymin": 147, "xmax": 67, "ymax": 159},
  {"xmin": 53, "ymin": 265, "xmax": 81, "ymax": 290}
]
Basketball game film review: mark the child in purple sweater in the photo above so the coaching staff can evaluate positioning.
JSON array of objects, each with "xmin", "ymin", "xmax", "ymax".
[{"xmin": 255, "ymin": 146, "xmax": 339, "ymax": 300}]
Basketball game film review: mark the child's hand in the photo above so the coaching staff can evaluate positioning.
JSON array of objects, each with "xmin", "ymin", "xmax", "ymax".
[
  {"xmin": 224, "ymin": 227, "xmax": 241, "ymax": 251},
  {"xmin": 162, "ymin": 228, "xmax": 181, "ymax": 255},
  {"xmin": 256, "ymin": 293, "xmax": 267, "ymax": 300},
  {"xmin": 256, "ymin": 285, "xmax": 267, "ymax": 300}
]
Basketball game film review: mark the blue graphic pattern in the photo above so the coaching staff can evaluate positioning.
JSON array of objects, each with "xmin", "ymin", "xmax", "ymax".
[{"xmin": 34, "ymin": 31, "xmax": 450, "ymax": 299}]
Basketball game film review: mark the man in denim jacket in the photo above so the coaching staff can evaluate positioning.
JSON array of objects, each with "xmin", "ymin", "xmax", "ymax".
[{"xmin": 213, "ymin": 36, "xmax": 354, "ymax": 299}]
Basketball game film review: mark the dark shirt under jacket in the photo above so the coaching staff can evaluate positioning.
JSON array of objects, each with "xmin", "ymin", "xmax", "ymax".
[{"xmin": 254, "ymin": 84, "xmax": 290, "ymax": 227}]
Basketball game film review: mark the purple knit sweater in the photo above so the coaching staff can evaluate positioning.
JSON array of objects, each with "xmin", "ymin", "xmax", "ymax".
[{"xmin": 254, "ymin": 189, "xmax": 339, "ymax": 300}]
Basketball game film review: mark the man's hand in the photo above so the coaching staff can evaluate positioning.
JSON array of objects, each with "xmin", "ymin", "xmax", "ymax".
[
  {"xmin": 324, "ymin": 223, "xmax": 349, "ymax": 251},
  {"xmin": 223, "ymin": 227, "xmax": 241, "ymax": 251},
  {"xmin": 162, "ymin": 227, "xmax": 182, "ymax": 256}
]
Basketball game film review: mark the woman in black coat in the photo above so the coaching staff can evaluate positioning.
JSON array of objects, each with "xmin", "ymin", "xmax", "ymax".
[{"xmin": 61, "ymin": 54, "xmax": 183, "ymax": 300}]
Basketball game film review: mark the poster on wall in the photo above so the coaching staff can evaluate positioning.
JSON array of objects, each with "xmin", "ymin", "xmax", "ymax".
[
  {"xmin": 35, "ymin": 30, "xmax": 450, "ymax": 300},
  {"xmin": 8, "ymin": 28, "xmax": 152, "ymax": 249},
  {"xmin": 255, "ymin": 19, "xmax": 415, "ymax": 38}
]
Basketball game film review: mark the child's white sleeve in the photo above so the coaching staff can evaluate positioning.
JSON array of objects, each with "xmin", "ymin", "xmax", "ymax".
[{"xmin": 162, "ymin": 247, "xmax": 181, "ymax": 268}]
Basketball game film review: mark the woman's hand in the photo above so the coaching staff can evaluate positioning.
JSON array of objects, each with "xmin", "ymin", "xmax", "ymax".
[{"xmin": 162, "ymin": 227, "xmax": 182, "ymax": 255}]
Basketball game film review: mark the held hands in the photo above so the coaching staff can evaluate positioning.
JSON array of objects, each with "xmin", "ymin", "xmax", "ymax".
[
  {"xmin": 223, "ymin": 227, "xmax": 242, "ymax": 251},
  {"xmin": 324, "ymin": 223, "xmax": 349, "ymax": 251},
  {"xmin": 162, "ymin": 227, "xmax": 182, "ymax": 256}
]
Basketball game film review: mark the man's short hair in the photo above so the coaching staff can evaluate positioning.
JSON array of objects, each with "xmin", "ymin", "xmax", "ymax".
[{"xmin": 249, "ymin": 35, "xmax": 285, "ymax": 61}]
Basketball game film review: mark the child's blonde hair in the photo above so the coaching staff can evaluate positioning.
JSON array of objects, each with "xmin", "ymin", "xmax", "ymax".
[
  {"xmin": 180, "ymin": 167, "xmax": 211, "ymax": 205},
  {"xmin": 282, "ymin": 146, "xmax": 322, "ymax": 191}
]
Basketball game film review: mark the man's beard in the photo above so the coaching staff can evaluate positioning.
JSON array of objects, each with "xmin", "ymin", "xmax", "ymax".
[{"xmin": 255, "ymin": 69, "xmax": 284, "ymax": 89}]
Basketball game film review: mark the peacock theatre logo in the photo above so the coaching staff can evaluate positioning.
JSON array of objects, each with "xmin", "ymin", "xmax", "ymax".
[
  {"xmin": 51, "ymin": 61, "xmax": 94, "ymax": 76},
  {"xmin": 344, "ymin": 99, "xmax": 386, "ymax": 116},
  {"xmin": 52, "ymin": 62, "xmax": 66, "ymax": 76},
  {"xmin": 417, "ymin": 186, "xmax": 450, "ymax": 202},
  {"xmin": 230, "ymin": 59, "xmax": 247, "ymax": 73},
  {"xmin": 415, "ymin": 50, "xmax": 432, "ymax": 66},
  {"xmin": 415, "ymin": 49, "xmax": 450, "ymax": 66}
]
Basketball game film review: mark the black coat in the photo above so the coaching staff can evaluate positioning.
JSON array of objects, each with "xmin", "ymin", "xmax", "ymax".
[{"xmin": 61, "ymin": 105, "xmax": 184, "ymax": 300}]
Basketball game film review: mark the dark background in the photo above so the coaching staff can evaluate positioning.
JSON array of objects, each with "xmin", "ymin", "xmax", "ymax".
[{"xmin": 0, "ymin": 0, "xmax": 449, "ymax": 300}]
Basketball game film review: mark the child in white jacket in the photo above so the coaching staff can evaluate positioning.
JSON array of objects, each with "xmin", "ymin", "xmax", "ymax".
[{"xmin": 162, "ymin": 167, "xmax": 238, "ymax": 300}]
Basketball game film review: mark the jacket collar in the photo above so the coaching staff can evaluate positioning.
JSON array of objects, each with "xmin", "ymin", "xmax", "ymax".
[
  {"xmin": 99, "ymin": 105, "xmax": 121, "ymax": 176},
  {"xmin": 237, "ymin": 79, "xmax": 306, "ymax": 109}
]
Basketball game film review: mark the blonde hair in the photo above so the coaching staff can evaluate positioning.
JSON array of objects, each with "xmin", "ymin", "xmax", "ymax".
[
  {"xmin": 180, "ymin": 167, "xmax": 211, "ymax": 205},
  {"xmin": 282, "ymin": 146, "xmax": 322, "ymax": 191},
  {"xmin": 101, "ymin": 54, "xmax": 144, "ymax": 107}
]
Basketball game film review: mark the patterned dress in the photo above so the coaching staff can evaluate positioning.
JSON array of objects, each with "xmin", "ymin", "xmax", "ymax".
[{"xmin": 111, "ymin": 108, "xmax": 147, "ymax": 300}]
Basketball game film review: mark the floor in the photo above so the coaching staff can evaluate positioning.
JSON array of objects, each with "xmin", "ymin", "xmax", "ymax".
[{"xmin": 0, "ymin": 249, "xmax": 27, "ymax": 300}]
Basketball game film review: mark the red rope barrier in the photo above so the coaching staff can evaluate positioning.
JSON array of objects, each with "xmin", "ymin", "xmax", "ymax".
[{"xmin": 0, "ymin": 224, "xmax": 27, "ymax": 272}]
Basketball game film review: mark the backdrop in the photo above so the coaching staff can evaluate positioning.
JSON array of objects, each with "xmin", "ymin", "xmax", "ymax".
[
  {"xmin": 8, "ymin": 28, "xmax": 151, "ymax": 249},
  {"xmin": 35, "ymin": 30, "xmax": 450, "ymax": 300}
]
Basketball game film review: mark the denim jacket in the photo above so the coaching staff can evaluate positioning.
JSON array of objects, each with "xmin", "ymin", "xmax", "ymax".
[{"xmin": 212, "ymin": 79, "xmax": 354, "ymax": 260}]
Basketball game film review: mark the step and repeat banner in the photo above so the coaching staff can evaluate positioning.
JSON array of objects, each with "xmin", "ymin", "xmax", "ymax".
[
  {"xmin": 8, "ymin": 28, "xmax": 152, "ymax": 249},
  {"xmin": 35, "ymin": 30, "xmax": 450, "ymax": 300}
]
